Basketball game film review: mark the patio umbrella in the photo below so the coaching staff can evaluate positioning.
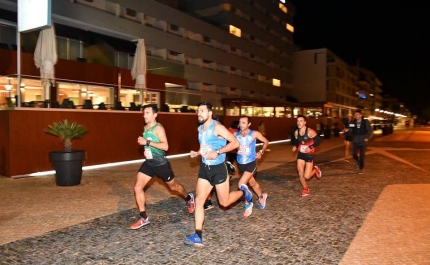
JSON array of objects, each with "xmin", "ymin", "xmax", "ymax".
[
  {"xmin": 34, "ymin": 25, "xmax": 58, "ymax": 102},
  {"xmin": 131, "ymin": 39, "xmax": 147, "ymax": 105}
]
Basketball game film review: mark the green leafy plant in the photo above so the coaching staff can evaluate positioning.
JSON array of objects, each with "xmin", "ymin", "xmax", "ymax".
[{"xmin": 45, "ymin": 119, "xmax": 88, "ymax": 152}]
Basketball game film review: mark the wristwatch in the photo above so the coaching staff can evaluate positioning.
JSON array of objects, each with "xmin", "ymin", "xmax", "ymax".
[
  {"xmin": 146, "ymin": 140, "xmax": 151, "ymax": 146},
  {"xmin": 216, "ymin": 149, "xmax": 221, "ymax": 155},
  {"xmin": 259, "ymin": 150, "xmax": 264, "ymax": 154}
]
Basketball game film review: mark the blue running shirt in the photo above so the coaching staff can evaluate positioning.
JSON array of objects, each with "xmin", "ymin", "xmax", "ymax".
[
  {"xmin": 198, "ymin": 120, "xmax": 226, "ymax": 165},
  {"xmin": 235, "ymin": 130, "xmax": 257, "ymax": 164}
]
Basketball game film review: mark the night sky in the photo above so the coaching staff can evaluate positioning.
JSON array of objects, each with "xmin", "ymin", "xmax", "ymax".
[{"xmin": 290, "ymin": 0, "xmax": 430, "ymax": 118}]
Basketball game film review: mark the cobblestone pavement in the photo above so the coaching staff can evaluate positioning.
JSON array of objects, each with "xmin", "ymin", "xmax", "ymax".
[{"xmin": 1, "ymin": 129, "xmax": 430, "ymax": 264}]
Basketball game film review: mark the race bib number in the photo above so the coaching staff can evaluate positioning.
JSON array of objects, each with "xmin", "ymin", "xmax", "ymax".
[
  {"xmin": 200, "ymin": 145, "xmax": 211, "ymax": 156},
  {"xmin": 299, "ymin": 145, "xmax": 308, "ymax": 153},
  {"xmin": 238, "ymin": 145, "xmax": 250, "ymax": 155},
  {"xmin": 144, "ymin": 147, "xmax": 153, "ymax": 159},
  {"xmin": 349, "ymin": 124, "xmax": 355, "ymax": 128}
]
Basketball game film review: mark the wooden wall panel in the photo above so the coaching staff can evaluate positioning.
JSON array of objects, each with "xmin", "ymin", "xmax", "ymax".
[{"xmin": 3, "ymin": 109, "xmax": 322, "ymax": 177}]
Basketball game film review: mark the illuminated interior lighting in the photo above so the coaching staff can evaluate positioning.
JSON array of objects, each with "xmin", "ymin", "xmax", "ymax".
[{"xmin": 286, "ymin": 23, "xmax": 294, "ymax": 33}]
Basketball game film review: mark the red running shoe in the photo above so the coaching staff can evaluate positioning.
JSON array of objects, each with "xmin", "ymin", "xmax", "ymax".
[{"xmin": 314, "ymin": 165, "xmax": 322, "ymax": 180}]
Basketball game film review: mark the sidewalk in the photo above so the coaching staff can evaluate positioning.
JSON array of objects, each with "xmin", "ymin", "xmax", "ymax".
[
  {"xmin": 0, "ymin": 136, "xmax": 344, "ymax": 246},
  {"xmin": 1, "ymin": 132, "xmax": 429, "ymax": 264}
]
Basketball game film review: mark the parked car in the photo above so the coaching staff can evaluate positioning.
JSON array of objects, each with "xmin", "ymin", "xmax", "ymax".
[{"xmin": 369, "ymin": 119, "xmax": 387, "ymax": 131}]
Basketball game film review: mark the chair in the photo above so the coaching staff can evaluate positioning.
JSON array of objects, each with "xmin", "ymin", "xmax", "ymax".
[
  {"xmin": 6, "ymin": 97, "xmax": 14, "ymax": 107},
  {"xmin": 60, "ymin": 98, "xmax": 70, "ymax": 108},
  {"xmin": 129, "ymin": 102, "xmax": 139, "ymax": 111},
  {"xmin": 114, "ymin": 101, "xmax": 125, "ymax": 110},
  {"xmin": 98, "ymin": 102, "xmax": 107, "ymax": 110},
  {"xmin": 180, "ymin": 106, "xmax": 189, "ymax": 113},
  {"xmin": 83, "ymin": 100, "xmax": 93, "ymax": 109}
]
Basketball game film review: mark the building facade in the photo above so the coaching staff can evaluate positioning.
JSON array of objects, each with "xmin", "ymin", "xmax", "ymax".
[
  {"xmin": 0, "ymin": 0, "xmax": 295, "ymax": 117},
  {"xmin": 293, "ymin": 48, "xmax": 383, "ymax": 119}
]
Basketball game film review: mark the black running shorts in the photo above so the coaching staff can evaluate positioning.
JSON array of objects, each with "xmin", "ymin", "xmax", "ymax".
[
  {"xmin": 198, "ymin": 163, "xmax": 228, "ymax": 186},
  {"xmin": 297, "ymin": 152, "xmax": 314, "ymax": 162},
  {"xmin": 238, "ymin": 160, "xmax": 257, "ymax": 175},
  {"xmin": 138, "ymin": 161, "xmax": 175, "ymax": 182}
]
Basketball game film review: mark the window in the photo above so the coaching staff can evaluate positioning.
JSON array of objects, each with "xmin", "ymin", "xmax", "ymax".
[
  {"xmin": 125, "ymin": 8, "xmax": 136, "ymax": 17},
  {"xmin": 229, "ymin": 25, "xmax": 241, "ymax": 37},
  {"xmin": 272, "ymin": 79, "xmax": 281, "ymax": 87},
  {"xmin": 286, "ymin": 23, "xmax": 294, "ymax": 33},
  {"xmin": 279, "ymin": 3, "xmax": 287, "ymax": 13},
  {"xmin": 170, "ymin": 24, "xmax": 179, "ymax": 31}
]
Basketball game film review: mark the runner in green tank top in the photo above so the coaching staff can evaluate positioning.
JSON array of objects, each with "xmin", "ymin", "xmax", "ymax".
[
  {"xmin": 143, "ymin": 122, "xmax": 167, "ymax": 166},
  {"xmin": 128, "ymin": 104, "xmax": 195, "ymax": 230}
]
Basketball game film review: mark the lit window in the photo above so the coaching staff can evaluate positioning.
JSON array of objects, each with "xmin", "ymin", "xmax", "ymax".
[
  {"xmin": 279, "ymin": 3, "xmax": 287, "ymax": 13},
  {"xmin": 229, "ymin": 25, "xmax": 241, "ymax": 37},
  {"xmin": 272, "ymin": 79, "xmax": 281, "ymax": 87},
  {"xmin": 286, "ymin": 23, "xmax": 294, "ymax": 33}
]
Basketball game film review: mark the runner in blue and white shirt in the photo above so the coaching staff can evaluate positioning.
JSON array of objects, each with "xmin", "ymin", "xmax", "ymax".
[{"xmin": 235, "ymin": 116, "xmax": 269, "ymax": 218}]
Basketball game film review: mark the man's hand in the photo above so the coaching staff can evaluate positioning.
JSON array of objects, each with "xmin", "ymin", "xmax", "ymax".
[
  {"xmin": 137, "ymin": 136, "xmax": 146, "ymax": 145},
  {"xmin": 292, "ymin": 146, "xmax": 297, "ymax": 152},
  {"xmin": 190, "ymin": 150, "xmax": 199, "ymax": 158},
  {"xmin": 204, "ymin": 150, "xmax": 218, "ymax": 160}
]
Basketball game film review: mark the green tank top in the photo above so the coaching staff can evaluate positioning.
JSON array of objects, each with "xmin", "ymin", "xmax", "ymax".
[{"xmin": 143, "ymin": 122, "xmax": 168, "ymax": 166}]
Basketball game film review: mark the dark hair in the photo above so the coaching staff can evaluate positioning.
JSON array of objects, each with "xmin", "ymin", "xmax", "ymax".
[
  {"xmin": 240, "ymin": 116, "xmax": 251, "ymax": 124},
  {"xmin": 297, "ymin": 114, "xmax": 307, "ymax": 121},
  {"xmin": 259, "ymin": 121, "xmax": 264, "ymax": 126},
  {"xmin": 355, "ymin": 109, "xmax": 363, "ymax": 114},
  {"xmin": 197, "ymin": 102, "xmax": 213, "ymax": 112},
  {"xmin": 143, "ymin": 104, "xmax": 158, "ymax": 113},
  {"xmin": 230, "ymin": 120, "xmax": 239, "ymax": 128}
]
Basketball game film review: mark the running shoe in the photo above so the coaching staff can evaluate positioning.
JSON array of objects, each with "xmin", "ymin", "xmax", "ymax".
[
  {"xmin": 128, "ymin": 217, "xmax": 150, "ymax": 230},
  {"xmin": 226, "ymin": 161, "xmax": 236, "ymax": 176},
  {"xmin": 314, "ymin": 165, "xmax": 322, "ymax": 180},
  {"xmin": 184, "ymin": 233, "xmax": 203, "ymax": 247},
  {"xmin": 187, "ymin": 193, "xmax": 195, "ymax": 214},
  {"xmin": 301, "ymin": 188, "xmax": 310, "ymax": 197},
  {"xmin": 240, "ymin": 184, "xmax": 253, "ymax": 201},
  {"xmin": 204, "ymin": 200, "xmax": 214, "ymax": 211},
  {"xmin": 358, "ymin": 170, "xmax": 363, "ymax": 174},
  {"xmin": 243, "ymin": 202, "xmax": 253, "ymax": 218},
  {"xmin": 344, "ymin": 159, "xmax": 349, "ymax": 163},
  {"xmin": 258, "ymin": 193, "xmax": 268, "ymax": 210},
  {"xmin": 353, "ymin": 160, "xmax": 359, "ymax": 168}
]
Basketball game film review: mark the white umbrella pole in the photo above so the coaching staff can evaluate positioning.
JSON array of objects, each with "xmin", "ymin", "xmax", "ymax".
[
  {"xmin": 45, "ymin": 81, "xmax": 50, "ymax": 104},
  {"xmin": 139, "ymin": 89, "xmax": 143, "ymax": 106}
]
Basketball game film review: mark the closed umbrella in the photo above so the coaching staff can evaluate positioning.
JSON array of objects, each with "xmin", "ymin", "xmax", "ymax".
[
  {"xmin": 34, "ymin": 25, "xmax": 57, "ymax": 103},
  {"xmin": 131, "ymin": 39, "xmax": 147, "ymax": 105}
]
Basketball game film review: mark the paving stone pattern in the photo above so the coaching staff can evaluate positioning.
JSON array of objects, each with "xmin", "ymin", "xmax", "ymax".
[{"xmin": 1, "ymin": 142, "xmax": 429, "ymax": 264}]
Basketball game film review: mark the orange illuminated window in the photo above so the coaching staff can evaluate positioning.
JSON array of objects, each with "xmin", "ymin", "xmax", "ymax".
[
  {"xmin": 279, "ymin": 3, "xmax": 287, "ymax": 13},
  {"xmin": 272, "ymin": 79, "xmax": 281, "ymax": 87},
  {"xmin": 229, "ymin": 25, "xmax": 241, "ymax": 37},
  {"xmin": 286, "ymin": 23, "xmax": 294, "ymax": 33}
]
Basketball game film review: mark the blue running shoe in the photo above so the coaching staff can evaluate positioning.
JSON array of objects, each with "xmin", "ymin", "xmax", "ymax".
[
  {"xmin": 240, "ymin": 184, "xmax": 253, "ymax": 201},
  {"xmin": 184, "ymin": 233, "xmax": 203, "ymax": 247},
  {"xmin": 243, "ymin": 202, "xmax": 253, "ymax": 218}
]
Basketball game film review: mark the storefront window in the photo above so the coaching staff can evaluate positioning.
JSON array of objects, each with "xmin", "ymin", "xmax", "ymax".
[{"xmin": 58, "ymin": 83, "xmax": 113, "ymax": 108}]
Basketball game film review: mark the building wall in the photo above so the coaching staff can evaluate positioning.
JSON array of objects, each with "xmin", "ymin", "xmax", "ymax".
[{"xmin": 293, "ymin": 49, "xmax": 327, "ymax": 102}]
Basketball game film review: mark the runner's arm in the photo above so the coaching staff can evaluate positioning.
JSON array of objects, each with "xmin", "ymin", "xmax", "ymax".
[
  {"xmin": 254, "ymin": 131, "xmax": 269, "ymax": 152},
  {"xmin": 214, "ymin": 123, "xmax": 239, "ymax": 154},
  {"xmin": 151, "ymin": 125, "xmax": 169, "ymax": 151},
  {"xmin": 308, "ymin": 128, "xmax": 322, "ymax": 149}
]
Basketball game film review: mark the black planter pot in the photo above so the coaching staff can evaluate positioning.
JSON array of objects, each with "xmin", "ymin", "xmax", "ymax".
[{"xmin": 49, "ymin": 150, "xmax": 86, "ymax": 186}]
